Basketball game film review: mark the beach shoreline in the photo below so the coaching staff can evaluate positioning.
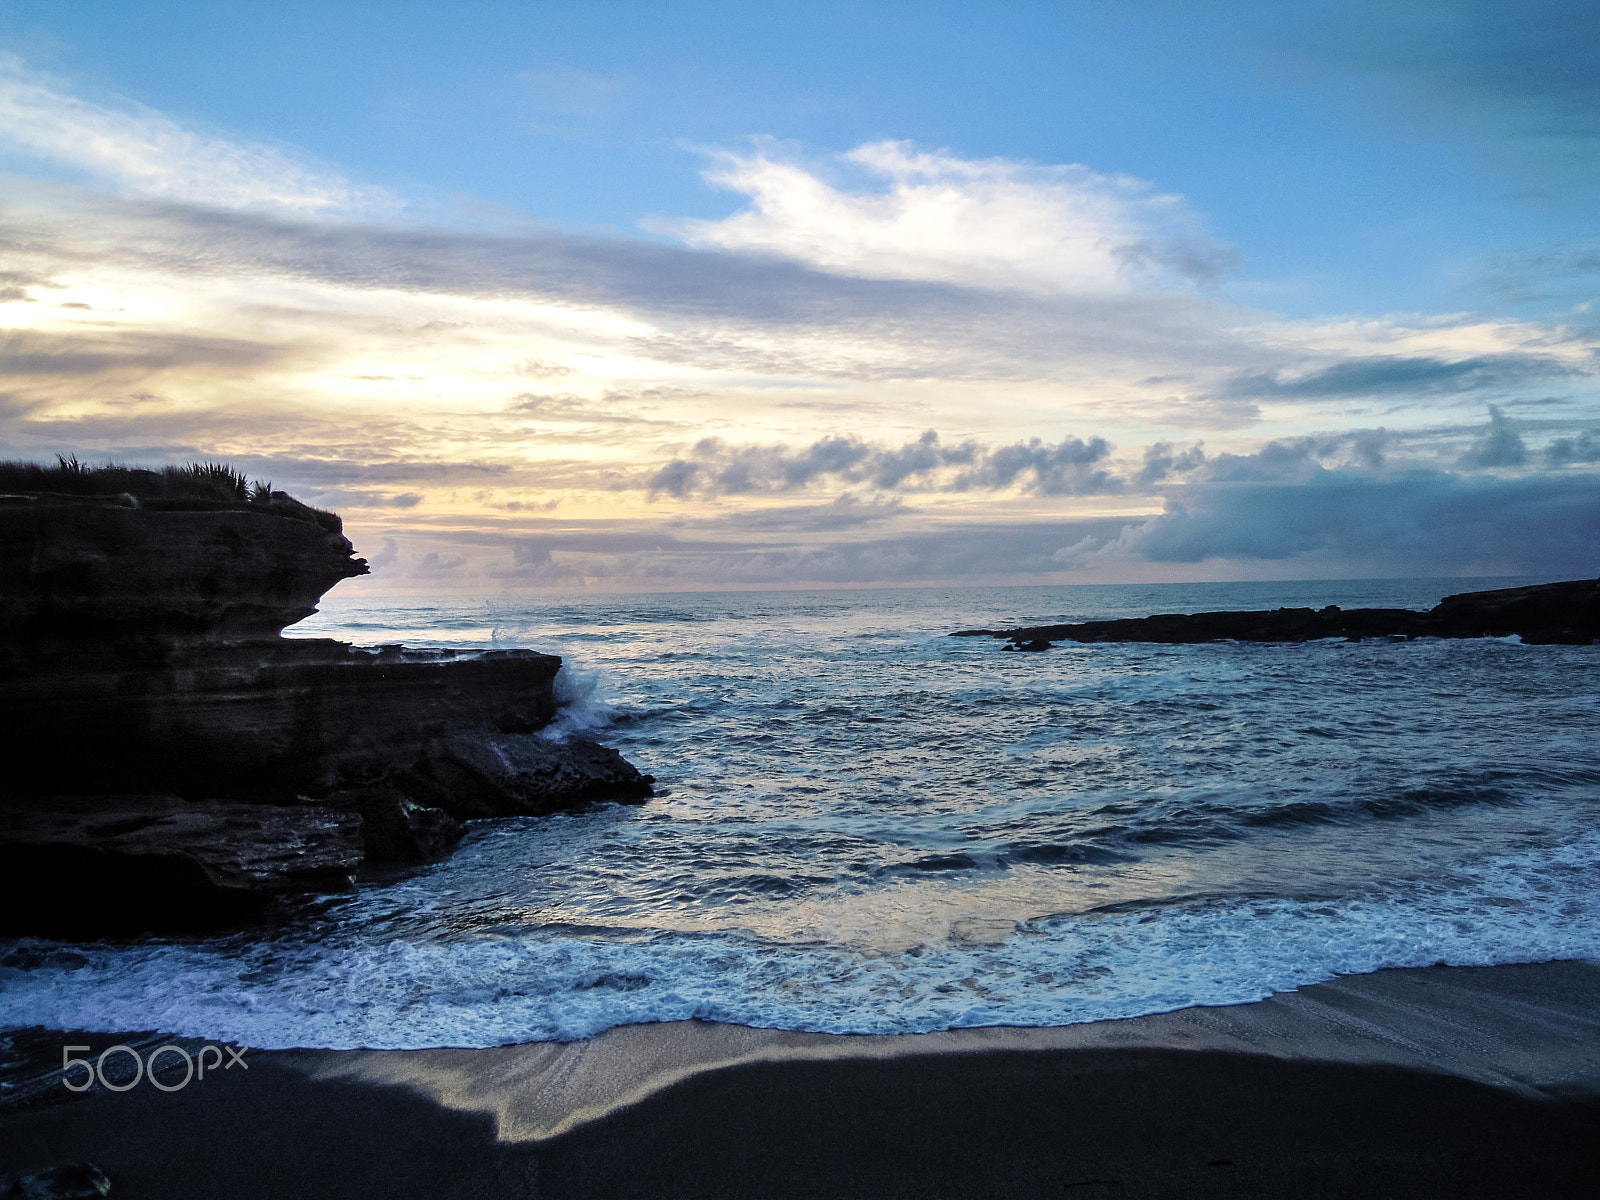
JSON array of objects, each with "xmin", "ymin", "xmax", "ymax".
[{"xmin": 4, "ymin": 959, "xmax": 1599, "ymax": 1197}]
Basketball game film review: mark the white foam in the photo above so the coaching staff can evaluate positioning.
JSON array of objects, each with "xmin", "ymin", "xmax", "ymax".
[
  {"xmin": 4, "ymin": 833, "xmax": 1598, "ymax": 1050},
  {"xmin": 539, "ymin": 664, "xmax": 618, "ymax": 742}
]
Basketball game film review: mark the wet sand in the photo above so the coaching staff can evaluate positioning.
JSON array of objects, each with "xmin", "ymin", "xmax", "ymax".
[{"xmin": 4, "ymin": 960, "xmax": 1600, "ymax": 1198}]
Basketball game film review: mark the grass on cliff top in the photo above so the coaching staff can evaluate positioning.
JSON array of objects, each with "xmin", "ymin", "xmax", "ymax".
[
  {"xmin": 0, "ymin": 456, "xmax": 341, "ymax": 531},
  {"xmin": 0, "ymin": 456, "xmax": 259, "ymax": 502}
]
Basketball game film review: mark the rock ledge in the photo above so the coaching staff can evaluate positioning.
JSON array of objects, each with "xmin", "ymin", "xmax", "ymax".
[
  {"xmin": 0, "ymin": 481, "xmax": 653, "ymax": 936},
  {"xmin": 953, "ymin": 578, "xmax": 1600, "ymax": 649}
]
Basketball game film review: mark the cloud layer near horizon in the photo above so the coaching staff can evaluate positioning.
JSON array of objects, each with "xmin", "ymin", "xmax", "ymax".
[{"xmin": 0, "ymin": 56, "xmax": 1596, "ymax": 591}]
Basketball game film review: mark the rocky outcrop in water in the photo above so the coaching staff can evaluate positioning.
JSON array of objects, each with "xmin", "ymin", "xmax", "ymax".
[
  {"xmin": 953, "ymin": 578, "xmax": 1600, "ymax": 649},
  {"xmin": 0, "ymin": 484, "xmax": 653, "ymax": 936}
]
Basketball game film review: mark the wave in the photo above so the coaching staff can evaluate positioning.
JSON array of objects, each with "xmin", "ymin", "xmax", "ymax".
[
  {"xmin": 538, "ymin": 664, "xmax": 619, "ymax": 742},
  {"xmin": 16, "ymin": 583, "xmax": 1596, "ymax": 1052},
  {"xmin": 3, "ymin": 833, "xmax": 1597, "ymax": 1050}
]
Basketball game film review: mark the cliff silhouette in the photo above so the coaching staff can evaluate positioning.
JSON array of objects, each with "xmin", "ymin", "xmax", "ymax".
[{"xmin": 0, "ymin": 460, "xmax": 652, "ymax": 936}]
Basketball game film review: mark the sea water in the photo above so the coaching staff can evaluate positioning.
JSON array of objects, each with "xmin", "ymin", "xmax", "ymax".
[{"xmin": 3, "ymin": 577, "xmax": 1598, "ymax": 1048}]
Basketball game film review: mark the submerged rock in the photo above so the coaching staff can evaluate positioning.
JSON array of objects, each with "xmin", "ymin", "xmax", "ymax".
[{"xmin": 954, "ymin": 577, "xmax": 1600, "ymax": 649}]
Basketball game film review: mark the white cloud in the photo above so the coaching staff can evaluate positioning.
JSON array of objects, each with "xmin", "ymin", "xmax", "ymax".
[
  {"xmin": 0, "ymin": 54, "xmax": 394, "ymax": 215},
  {"xmin": 0, "ymin": 88, "xmax": 1595, "ymax": 588},
  {"xmin": 653, "ymin": 140, "xmax": 1237, "ymax": 294}
]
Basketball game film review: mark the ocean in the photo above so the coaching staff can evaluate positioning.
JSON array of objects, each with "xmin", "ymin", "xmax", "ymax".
[{"xmin": 3, "ymin": 577, "xmax": 1598, "ymax": 1049}]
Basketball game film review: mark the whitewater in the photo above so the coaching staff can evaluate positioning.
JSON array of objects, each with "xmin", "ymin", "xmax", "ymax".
[{"xmin": 3, "ymin": 577, "xmax": 1598, "ymax": 1048}]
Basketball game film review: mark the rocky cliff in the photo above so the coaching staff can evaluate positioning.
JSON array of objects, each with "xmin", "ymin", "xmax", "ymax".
[
  {"xmin": 0, "ymin": 488, "xmax": 367, "ymax": 638},
  {"xmin": 954, "ymin": 577, "xmax": 1600, "ymax": 650},
  {"xmin": 0, "ymin": 480, "xmax": 653, "ymax": 937}
]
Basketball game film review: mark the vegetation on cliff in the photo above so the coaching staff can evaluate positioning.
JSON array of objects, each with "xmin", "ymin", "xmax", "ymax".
[{"xmin": 0, "ymin": 455, "xmax": 341, "ymax": 532}]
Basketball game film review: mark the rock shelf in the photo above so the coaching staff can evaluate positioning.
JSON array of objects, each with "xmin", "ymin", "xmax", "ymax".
[
  {"xmin": 0, "ymin": 483, "xmax": 652, "ymax": 936},
  {"xmin": 954, "ymin": 577, "xmax": 1600, "ymax": 650}
]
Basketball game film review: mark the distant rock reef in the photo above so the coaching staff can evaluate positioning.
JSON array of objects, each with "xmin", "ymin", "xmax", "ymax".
[
  {"xmin": 0, "ymin": 464, "xmax": 653, "ymax": 936},
  {"xmin": 954, "ymin": 578, "xmax": 1600, "ymax": 651}
]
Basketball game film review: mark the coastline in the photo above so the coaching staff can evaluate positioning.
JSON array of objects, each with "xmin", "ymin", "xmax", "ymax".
[{"xmin": 5, "ymin": 959, "xmax": 1599, "ymax": 1197}]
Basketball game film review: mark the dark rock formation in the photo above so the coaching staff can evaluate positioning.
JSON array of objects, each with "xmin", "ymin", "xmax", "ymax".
[
  {"xmin": 0, "ymin": 491, "xmax": 368, "ymax": 639},
  {"xmin": 0, "ymin": 798, "xmax": 364, "ymax": 936},
  {"xmin": 392, "ymin": 733, "xmax": 660, "ymax": 822},
  {"xmin": 333, "ymin": 785, "xmax": 464, "ymax": 865},
  {"xmin": 955, "ymin": 577, "xmax": 1600, "ymax": 649},
  {"xmin": 1005, "ymin": 638, "xmax": 1053, "ymax": 653},
  {"xmin": 2, "ymin": 638, "xmax": 564, "ymax": 800},
  {"xmin": 0, "ymin": 485, "xmax": 654, "ymax": 936},
  {"xmin": 0, "ymin": 1161, "xmax": 111, "ymax": 1199}
]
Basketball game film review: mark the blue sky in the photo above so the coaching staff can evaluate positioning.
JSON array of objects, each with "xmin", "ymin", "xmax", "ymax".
[
  {"xmin": 8, "ymin": 0, "xmax": 1594, "ymax": 314},
  {"xmin": 0, "ymin": 1, "xmax": 1596, "ymax": 589}
]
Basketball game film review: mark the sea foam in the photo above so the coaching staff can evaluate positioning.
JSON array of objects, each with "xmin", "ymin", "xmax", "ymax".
[
  {"xmin": 5, "ymin": 580, "xmax": 1596, "ymax": 1049},
  {"xmin": 3, "ymin": 831, "xmax": 1597, "ymax": 1049}
]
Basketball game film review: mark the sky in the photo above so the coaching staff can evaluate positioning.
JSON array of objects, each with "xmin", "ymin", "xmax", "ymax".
[{"xmin": 0, "ymin": 0, "xmax": 1597, "ymax": 592}]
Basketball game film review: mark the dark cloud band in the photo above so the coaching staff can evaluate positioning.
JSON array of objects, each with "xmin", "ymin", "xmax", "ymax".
[{"xmin": 645, "ymin": 429, "xmax": 1118, "ymax": 498}]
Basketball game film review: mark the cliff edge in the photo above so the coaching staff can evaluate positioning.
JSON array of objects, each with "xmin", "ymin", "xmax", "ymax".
[{"xmin": 0, "ymin": 461, "xmax": 653, "ymax": 936}]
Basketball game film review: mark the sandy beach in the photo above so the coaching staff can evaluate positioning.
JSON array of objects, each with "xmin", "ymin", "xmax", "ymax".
[{"xmin": 4, "ymin": 959, "xmax": 1599, "ymax": 1198}]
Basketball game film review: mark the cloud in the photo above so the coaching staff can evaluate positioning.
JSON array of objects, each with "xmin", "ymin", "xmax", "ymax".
[
  {"xmin": 509, "ymin": 392, "xmax": 674, "ymax": 427},
  {"xmin": 953, "ymin": 435, "xmax": 1116, "ymax": 495},
  {"xmin": 1346, "ymin": 429, "xmax": 1396, "ymax": 471},
  {"xmin": 644, "ymin": 429, "xmax": 1119, "ymax": 498},
  {"xmin": 307, "ymin": 488, "xmax": 424, "ymax": 509},
  {"xmin": 373, "ymin": 515, "xmax": 1137, "ymax": 590},
  {"xmin": 0, "ymin": 267, "xmax": 52, "ymax": 303},
  {"xmin": 1546, "ymin": 429, "xmax": 1600, "ymax": 466},
  {"xmin": 500, "ymin": 541, "xmax": 583, "ymax": 585},
  {"xmin": 690, "ymin": 495, "xmax": 907, "ymax": 533},
  {"xmin": 0, "ymin": 55, "xmax": 394, "ymax": 214},
  {"xmin": 413, "ymin": 551, "xmax": 467, "ymax": 577},
  {"xmin": 1135, "ymin": 440, "xmax": 1208, "ymax": 486},
  {"xmin": 654, "ymin": 140, "xmax": 1238, "ymax": 293},
  {"xmin": 1159, "ymin": 419, "xmax": 1525, "ymax": 483},
  {"xmin": 0, "ymin": 63, "xmax": 1596, "ymax": 593},
  {"xmin": 645, "ymin": 434, "xmax": 877, "ymax": 497},
  {"xmin": 0, "ymin": 179, "xmax": 1214, "ymax": 341},
  {"xmin": 1459, "ymin": 404, "xmax": 1528, "ymax": 468},
  {"xmin": 10, "ymin": 175, "xmax": 1583, "ymax": 432},
  {"xmin": 364, "ymin": 537, "xmax": 400, "ymax": 571},
  {"xmin": 1478, "ymin": 241, "xmax": 1600, "ymax": 305},
  {"xmin": 1240, "ymin": 0, "xmax": 1600, "ymax": 196},
  {"xmin": 1340, "ymin": 1, "xmax": 1600, "ymax": 149},
  {"xmin": 302, "ymin": 439, "xmax": 1600, "ymax": 591},
  {"xmin": 1123, "ymin": 435, "xmax": 1381, "ymax": 488},
  {"xmin": 1221, "ymin": 354, "xmax": 1576, "ymax": 401},
  {"xmin": 1109, "ymin": 468, "xmax": 1600, "ymax": 577},
  {"xmin": 0, "ymin": 329, "xmax": 287, "ymax": 377}
]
